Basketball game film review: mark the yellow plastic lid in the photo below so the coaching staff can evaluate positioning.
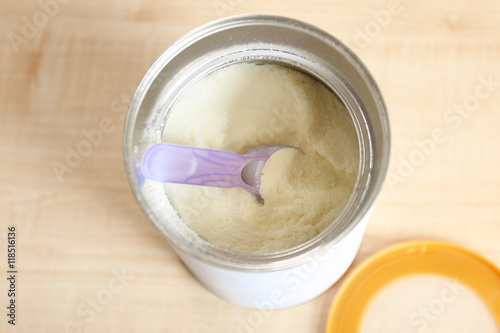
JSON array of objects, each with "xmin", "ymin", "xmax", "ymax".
[{"xmin": 326, "ymin": 240, "xmax": 500, "ymax": 332}]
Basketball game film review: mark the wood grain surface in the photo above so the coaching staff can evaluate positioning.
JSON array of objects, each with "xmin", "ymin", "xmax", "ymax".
[{"xmin": 1, "ymin": 0, "xmax": 500, "ymax": 332}]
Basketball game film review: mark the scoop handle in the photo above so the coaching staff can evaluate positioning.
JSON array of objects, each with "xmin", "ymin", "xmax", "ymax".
[{"xmin": 140, "ymin": 143, "xmax": 247, "ymax": 188}]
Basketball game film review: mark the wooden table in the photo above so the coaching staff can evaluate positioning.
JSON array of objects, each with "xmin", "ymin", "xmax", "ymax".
[{"xmin": 1, "ymin": 0, "xmax": 499, "ymax": 332}]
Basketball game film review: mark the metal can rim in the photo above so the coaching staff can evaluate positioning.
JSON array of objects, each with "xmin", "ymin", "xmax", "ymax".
[{"xmin": 124, "ymin": 14, "xmax": 391, "ymax": 271}]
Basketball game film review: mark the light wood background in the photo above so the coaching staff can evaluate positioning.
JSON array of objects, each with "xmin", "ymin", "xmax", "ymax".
[{"xmin": 1, "ymin": 0, "xmax": 500, "ymax": 332}]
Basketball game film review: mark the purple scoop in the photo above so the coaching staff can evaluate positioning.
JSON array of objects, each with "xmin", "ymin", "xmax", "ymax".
[{"xmin": 140, "ymin": 143, "xmax": 292, "ymax": 200}]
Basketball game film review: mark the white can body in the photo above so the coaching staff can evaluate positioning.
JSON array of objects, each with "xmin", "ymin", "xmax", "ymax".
[{"xmin": 124, "ymin": 15, "xmax": 390, "ymax": 311}]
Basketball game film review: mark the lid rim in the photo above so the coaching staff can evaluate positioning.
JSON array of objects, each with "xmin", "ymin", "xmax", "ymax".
[{"xmin": 326, "ymin": 240, "xmax": 500, "ymax": 332}]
